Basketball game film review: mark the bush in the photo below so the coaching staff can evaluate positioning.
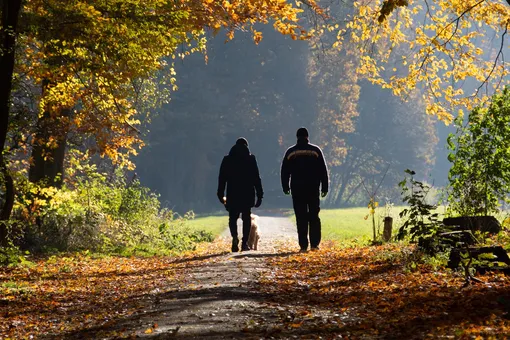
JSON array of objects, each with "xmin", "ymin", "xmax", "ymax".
[
  {"xmin": 13, "ymin": 166, "xmax": 212, "ymax": 255},
  {"xmin": 447, "ymin": 87, "xmax": 510, "ymax": 216}
]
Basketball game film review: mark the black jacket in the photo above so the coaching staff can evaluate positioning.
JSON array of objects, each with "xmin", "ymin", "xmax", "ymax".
[
  {"xmin": 281, "ymin": 138, "xmax": 328, "ymax": 196},
  {"xmin": 217, "ymin": 144, "xmax": 263, "ymax": 210}
]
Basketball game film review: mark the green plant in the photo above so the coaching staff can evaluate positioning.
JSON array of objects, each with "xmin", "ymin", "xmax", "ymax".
[
  {"xmin": 11, "ymin": 165, "xmax": 215, "ymax": 256},
  {"xmin": 0, "ymin": 246, "xmax": 34, "ymax": 268},
  {"xmin": 397, "ymin": 169, "xmax": 444, "ymax": 255},
  {"xmin": 447, "ymin": 87, "xmax": 510, "ymax": 216}
]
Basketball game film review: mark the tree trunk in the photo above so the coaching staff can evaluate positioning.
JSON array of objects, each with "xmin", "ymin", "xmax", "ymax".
[
  {"xmin": 334, "ymin": 175, "xmax": 349, "ymax": 206},
  {"xmin": 0, "ymin": 0, "xmax": 23, "ymax": 245},
  {"xmin": 29, "ymin": 81, "xmax": 70, "ymax": 188}
]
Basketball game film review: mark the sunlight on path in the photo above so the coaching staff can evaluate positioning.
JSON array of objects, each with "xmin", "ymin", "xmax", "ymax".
[{"xmin": 220, "ymin": 212, "xmax": 298, "ymax": 252}]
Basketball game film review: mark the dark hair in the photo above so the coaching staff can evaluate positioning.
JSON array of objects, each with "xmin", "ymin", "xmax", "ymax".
[{"xmin": 296, "ymin": 127, "xmax": 309, "ymax": 138}]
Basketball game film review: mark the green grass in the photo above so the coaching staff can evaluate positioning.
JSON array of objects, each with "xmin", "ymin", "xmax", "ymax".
[
  {"xmin": 184, "ymin": 215, "xmax": 228, "ymax": 238},
  {"xmin": 320, "ymin": 207, "xmax": 386, "ymax": 241},
  {"xmin": 319, "ymin": 206, "xmax": 450, "ymax": 242}
]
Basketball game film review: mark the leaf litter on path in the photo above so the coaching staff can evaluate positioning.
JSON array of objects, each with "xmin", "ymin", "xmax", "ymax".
[{"xmin": 2, "ymin": 215, "xmax": 510, "ymax": 339}]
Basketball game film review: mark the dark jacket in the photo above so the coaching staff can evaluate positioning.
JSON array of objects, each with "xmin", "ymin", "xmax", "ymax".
[
  {"xmin": 217, "ymin": 144, "xmax": 263, "ymax": 210},
  {"xmin": 281, "ymin": 138, "xmax": 328, "ymax": 196}
]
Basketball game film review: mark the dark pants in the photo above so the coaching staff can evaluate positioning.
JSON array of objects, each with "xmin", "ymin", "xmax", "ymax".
[
  {"xmin": 292, "ymin": 195, "xmax": 321, "ymax": 249},
  {"xmin": 228, "ymin": 209, "xmax": 251, "ymax": 246}
]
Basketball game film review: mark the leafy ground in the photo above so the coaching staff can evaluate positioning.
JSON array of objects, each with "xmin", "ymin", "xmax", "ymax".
[
  {"xmin": 2, "ymin": 214, "xmax": 510, "ymax": 339},
  {"xmin": 260, "ymin": 243, "xmax": 510, "ymax": 338}
]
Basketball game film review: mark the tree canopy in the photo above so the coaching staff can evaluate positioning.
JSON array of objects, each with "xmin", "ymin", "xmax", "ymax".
[{"xmin": 332, "ymin": 0, "xmax": 510, "ymax": 122}]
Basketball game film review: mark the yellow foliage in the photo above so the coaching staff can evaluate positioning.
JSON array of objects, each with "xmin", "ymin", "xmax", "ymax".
[
  {"xmin": 18, "ymin": 0, "xmax": 321, "ymax": 167},
  {"xmin": 332, "ymin": 0, "xmax": 510, "ymax": 122}
]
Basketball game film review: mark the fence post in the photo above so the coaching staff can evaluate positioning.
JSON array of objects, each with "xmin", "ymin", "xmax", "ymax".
[{"xmin": 383, "ymin": 217, "xmax": 393, "ymax": 242}]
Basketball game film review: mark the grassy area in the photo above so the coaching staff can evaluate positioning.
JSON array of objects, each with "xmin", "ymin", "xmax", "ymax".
[
  {"xmin": 319, "ymin": 206, "xmax": 452, "ymax": 242},
  {"xmin": 185, "ymin": 215, "xmax": 228, "ymax": 238},
  {"xmin": 320, "ymin": 207, "xmax": 387, "ymax": 242}
]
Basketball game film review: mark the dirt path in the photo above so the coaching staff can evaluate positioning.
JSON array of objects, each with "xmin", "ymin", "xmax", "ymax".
[
  {"xmin": 69, "ymin": 212, "xmax": 301, "ymax": 339},
  {"xmin": 220, "ymin": 211, "xmax": 297, "ymax": 241}
]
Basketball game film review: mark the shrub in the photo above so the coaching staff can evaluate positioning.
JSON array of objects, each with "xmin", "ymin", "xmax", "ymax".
[
  {"xmin": 13, "ymin": 166, "xmax": 212, "ymax": 255},
  {"xmin": 397, "ymin": 170, "xmax": 445, "ymax": 255},
  {"xmin": 447, "ymin": 87, "xmax": 510, "ymax": 216}
]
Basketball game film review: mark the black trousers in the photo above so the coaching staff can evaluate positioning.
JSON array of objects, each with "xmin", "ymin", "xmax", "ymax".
[
  {"xmin": 228, "ymin": 209, "xmax": 251, "ymax": 245},
  {"xmin": 292, "ymin": 195, "xmax": 321, "ymax": 249}
]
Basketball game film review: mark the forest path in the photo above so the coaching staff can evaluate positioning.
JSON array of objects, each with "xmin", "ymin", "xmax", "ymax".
[{"xmin": 69, "ymin": 212, "xmax": 304, "ymax": 339}]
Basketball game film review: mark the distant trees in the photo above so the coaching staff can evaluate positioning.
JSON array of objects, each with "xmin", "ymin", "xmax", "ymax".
[
  {"xmin": 321, "ymin": 82, "xmax": 438, "ymax": 208},
  {"xmin": 136, "ymin": 29, "xmax": 314, "ymax": 212}
]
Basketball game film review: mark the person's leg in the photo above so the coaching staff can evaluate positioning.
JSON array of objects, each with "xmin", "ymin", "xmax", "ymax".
[
  {"xmin": 292, "ymin": 195, "xmax": 309, "ymax": 251},
  {"xmin": 229, "ymin": 210, "xmax": 241, "ymax": 252},
  {"xmin": 241, "ymin": 209, "xmax": 252, "ymax": 250},
  {"xmin": 309, "ymin": 196, "xmax": 321, "ymax": 249}
]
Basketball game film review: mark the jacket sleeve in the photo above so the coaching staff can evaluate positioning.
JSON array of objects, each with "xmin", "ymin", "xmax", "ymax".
[
  {"xmin": 281, "ymin": 149, "xmax": 291, "ymax": 192},
  {"xmin": 252, "ymin": 156, "xmax": 263, "ymax": 199},
  {"xmin": 217, "ymin": 156, "xmax": 228, "ymax": 199},
  {"xmin": 318, "ymin": 147, "xmax": 329, "ymax": 193}
]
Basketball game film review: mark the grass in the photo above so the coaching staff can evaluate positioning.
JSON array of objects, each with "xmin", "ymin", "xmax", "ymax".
[
  {"xmin": 319, "ymin": 205, "xmax": 451, "ymax": 242},
  {"xmin": 184, "ymin": 215, "xmax": 228, "ymax": 238},
  {"xmin": 319, "ymin": 207, "xmax": 392, "ymax": 242},
  {"xmin": 183, "ymin": 205, "xmax": 457, "ymax": 244}
]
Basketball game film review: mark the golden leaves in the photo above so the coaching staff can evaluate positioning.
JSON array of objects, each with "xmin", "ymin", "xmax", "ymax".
[
  {"xmin": 0, "ymin": 241, "xmax": 228, "ymax": 339},
  {"xmin": 18, "ymin": 0, "xmax": 321, "ymax": 167},
  {"xmin": 333, "ymin": 0, "xmax": 510, "ymax": 123}
]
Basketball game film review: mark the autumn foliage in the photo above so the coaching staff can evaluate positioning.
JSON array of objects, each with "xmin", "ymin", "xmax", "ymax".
[{"xmin": 334, "ymin": 0, "xmax": 510, "ymax": 122}]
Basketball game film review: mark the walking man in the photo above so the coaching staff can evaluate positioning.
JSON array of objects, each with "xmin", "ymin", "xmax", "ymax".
[
  {"xmin": 218, "ymin": 138, "xmax": 263, "ymax": 252},
  {"xmin": 281, "ymin": 128, "xmax": 328, "ymax": 252}
]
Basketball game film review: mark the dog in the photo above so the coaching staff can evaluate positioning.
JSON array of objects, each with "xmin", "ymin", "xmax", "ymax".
[{"xmin": 247, "ymin": 214, "xmax": 260, "ymax": 250}]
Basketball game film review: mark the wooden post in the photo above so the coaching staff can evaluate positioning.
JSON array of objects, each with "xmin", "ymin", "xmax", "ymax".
[{"xmin": 383, "ymin": 217, "xmax": 393, "ymax": 242}]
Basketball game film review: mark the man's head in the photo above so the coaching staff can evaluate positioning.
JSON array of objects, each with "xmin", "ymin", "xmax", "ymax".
[
  {"xmin": 236, "ymin": 137, "xmax": 248, "ymax": 146},
  {"xmin": 296, "ymin": 127, "xmax": 309, "ymax": 139}
]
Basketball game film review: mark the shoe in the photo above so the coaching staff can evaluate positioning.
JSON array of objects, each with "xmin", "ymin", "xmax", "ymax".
[
  {"xmin": 310, "ymin": 246, "xmax": 320, "ymax": 251},
  {"xmin": 241, "ymin": 244, "xmax": 251, "ymax": 251},
  {"xmin": 232, "ymin": 237, "xmax": 239, "ymax": 252},
  {"xmin": 299, "ymin": 248, "xmax": 308, "ymax": 253}
]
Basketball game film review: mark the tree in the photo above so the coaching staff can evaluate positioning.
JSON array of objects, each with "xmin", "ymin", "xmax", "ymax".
[
  {"xmin": 0, "ymin": 0, "xmax": 321, "ymax": 243},
  {"xmin": 0, "ymin": 0, "xmax": 23, "ymax": 244},
  {"xmin": 305, "ymin": 3, "xmax": 438, "ymax": 208},
  {"xmin": 324, "ymin": 82, "xmax": 438, "ymax": 208},
  {"xmin": 331, "ymin": 0, "xmax": 510, "ymax": 123},
  {"xmin": 447, "ymin": 87, "xmax": 510, "ymax": 216}
]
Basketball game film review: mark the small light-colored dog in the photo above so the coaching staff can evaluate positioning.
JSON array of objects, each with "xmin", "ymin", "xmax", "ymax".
[{"xmin": 247, "ymin": 214, "xmax": 260, "ymax": 250}]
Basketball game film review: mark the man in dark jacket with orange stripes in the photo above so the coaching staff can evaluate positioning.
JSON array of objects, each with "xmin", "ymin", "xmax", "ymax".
[
  {"xmin": 281, "ymin": 128, "xmax": 328, "ymax": 252},
  {"xmin": 218, "ymin": 138, "xmax": 263, "ymax": 252}
]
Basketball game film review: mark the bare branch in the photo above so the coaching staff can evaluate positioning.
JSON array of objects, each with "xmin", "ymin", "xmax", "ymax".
[{"xmin": 474, "ymin": 24, "xmax": 508, "ymax": 97}]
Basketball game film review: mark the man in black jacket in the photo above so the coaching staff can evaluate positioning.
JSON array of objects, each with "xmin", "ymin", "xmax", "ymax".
[
  {"xmin": 218, "ymin": 138, "xmax": 263, "ymax": 252},
  {"xmin": 281, "ymin": 128, "xmax": 328, "ymax": 252}
]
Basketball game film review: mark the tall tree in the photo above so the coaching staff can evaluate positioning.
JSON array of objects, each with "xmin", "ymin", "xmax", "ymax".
[{"xmin": 0, "ymin": 0, "xmax": 23, "ymax": 243}]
